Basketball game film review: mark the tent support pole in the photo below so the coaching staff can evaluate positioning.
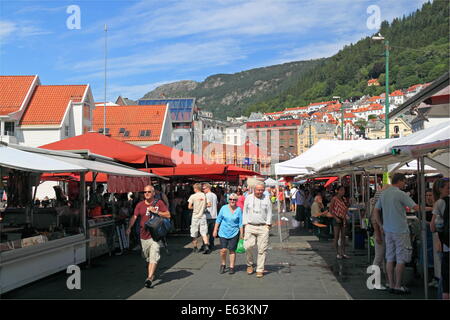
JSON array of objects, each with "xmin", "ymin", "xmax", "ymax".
[
  {"xmin": 418, "ymin": 156, "xmax": 428, "ymax": 299},
  {"xmin": 276, "ymin": 174, "xmax": 283, "ymax": 246}
]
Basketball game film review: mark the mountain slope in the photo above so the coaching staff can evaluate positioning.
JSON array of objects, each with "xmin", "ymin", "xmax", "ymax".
[
  {"xmin": 141, "ymin": 60, "xmax": 322, "ymax": 119},
  {"xmin": 142, "ymin": 0, "xmax": 449, "ymax": 119}
]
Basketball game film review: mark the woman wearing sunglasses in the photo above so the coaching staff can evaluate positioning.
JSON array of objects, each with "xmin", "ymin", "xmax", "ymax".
[{"xmin": 213, "ymin": 193, "xmax": 244, "ymax": 275}]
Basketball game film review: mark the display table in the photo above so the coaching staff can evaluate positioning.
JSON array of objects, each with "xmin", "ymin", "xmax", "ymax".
[{"xmin": 87, "ymin": 215, "xmax": 115, "ymax": 261}]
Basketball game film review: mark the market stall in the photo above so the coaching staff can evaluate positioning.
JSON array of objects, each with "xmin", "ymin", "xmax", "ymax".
[{"xmin": 0, "ymin": 143, "xmax": 156, "ymax": 294}]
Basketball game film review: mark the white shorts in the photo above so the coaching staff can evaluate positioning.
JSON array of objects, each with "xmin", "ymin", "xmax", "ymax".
[
  {"xmin": 191, "ymin": 216, "xmax": 208, "ymax": 238},
  {"xmin": 141, "ymin": 238, "xmax": 160, "ymax": 264},
  {"xmin": 385, "ymin": 232, "xmax": 412, "ymax": 264}
]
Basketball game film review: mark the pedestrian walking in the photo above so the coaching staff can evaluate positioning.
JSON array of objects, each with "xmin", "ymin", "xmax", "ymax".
[
  {"xmin": 126, "ymin": 185, "xmax": 171, "ymax": 288},
  {"xmin": 373, "ymin": 173, "xmax": 419, "ymax": 295},
  {"xmin": 203, "ymin": 183, "xmax": 218, "ymax": 251},
  {"xmin": 188, "ymin": 183, "xmax": 211, "ymax": 254},
  {"xmin": 243, "ymin": 182, "xmax": 272, "ymax": 278},
  {"xmin": 430, "ymin": 178, "xmax": 449, "ymax": 300},
  {"xmin": 213, "ymin": 193, "xmax": 244, "ymax": 275}
]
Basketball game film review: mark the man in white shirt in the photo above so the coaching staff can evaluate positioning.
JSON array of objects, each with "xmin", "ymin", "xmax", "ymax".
[
  {"xmin": 202, "ymin": 183, "xmax": 218, "ymax": 251},
  {"xmin": 290, "ymin": 185, "xmax": 298, "ymax": 212},
  {"xmin": 243, "ymin": 182, "xmax": 272, "ymax": 278},
  {"xmin": 188, "ymin": 183, "xmax": 210, "ymax": 254}
]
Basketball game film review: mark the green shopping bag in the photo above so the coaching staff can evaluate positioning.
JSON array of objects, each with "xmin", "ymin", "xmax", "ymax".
[{"xmin": 236, "ymin": 239, "xmax": 245, "ymax": 253}]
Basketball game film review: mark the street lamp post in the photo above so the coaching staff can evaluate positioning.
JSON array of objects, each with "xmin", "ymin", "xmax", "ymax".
[{"xmin": 372, "ymin": 34, "xmax": 390, "ymax": 139}]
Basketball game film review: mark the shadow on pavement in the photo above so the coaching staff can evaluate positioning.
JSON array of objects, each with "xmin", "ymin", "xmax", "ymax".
[
  {"xmin": 2, "ymin": 234, "xmax": 194, "ymax": 299},
  {"xmin": 153, "ymin": 270, "xmax": 194, "ymax": 288},
  {"xmin": 287, "ymin": 225, "xmax": 435, "ymax": 300}
]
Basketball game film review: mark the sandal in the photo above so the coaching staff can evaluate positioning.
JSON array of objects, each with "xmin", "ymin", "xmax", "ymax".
[
  {"xmin": 342, "ymin": 254, "xmax": 350, "ymax": 259},
  {"xmin": 336, "ymin": 254, "xmax": 343, "ymax": 260}
]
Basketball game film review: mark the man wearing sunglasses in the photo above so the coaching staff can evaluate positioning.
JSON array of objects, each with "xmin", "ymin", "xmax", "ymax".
[{"xmin": 127, "ymin": 185, "xmax": 170, "ymax": 288}]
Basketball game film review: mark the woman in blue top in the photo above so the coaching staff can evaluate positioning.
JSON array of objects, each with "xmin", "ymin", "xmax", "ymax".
[{"xmin": 213, "ymin": 193, "xmax": 243, "ymax": 275}]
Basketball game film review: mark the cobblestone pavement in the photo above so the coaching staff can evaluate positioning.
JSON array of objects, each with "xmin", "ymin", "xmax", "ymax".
[{"xmin": 2, "ymin": 211, "xmax": 435, "ymax": 300}]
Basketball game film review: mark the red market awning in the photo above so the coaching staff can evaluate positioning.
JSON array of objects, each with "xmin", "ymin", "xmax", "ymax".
[
  {"xmin": 145, "ymin": 144, "xmax": 206, "ymax": 165},
  {"xmin": 313, "ymin": 176, "xmax": 339, "ymax": 188},
  {"xmin": 40, "ymin": 132, "xmax": 175, "ymax": 167},
  {"xmin": 146, "ymin": 164, "xmax": 260, "ymax": 180}
]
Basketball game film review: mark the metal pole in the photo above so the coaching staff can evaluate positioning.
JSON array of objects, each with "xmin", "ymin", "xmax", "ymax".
[
  {"xmin": 385, "ymin": 40, "xmax": 390, "ymax": 139},
  {"xmin": 103, "ymin": 24, "xmax": 108, "ymax": 135},
  {"xmin": 418, "ymin": 157, "xmax": 428, "ymax": 299},
  {"xmin": 276, "ymin": 175, "xmax": 283, "ymax": 246},
  {"xmin": 341, "ymin": 104, "xmax": 345, "ymax": 140}
]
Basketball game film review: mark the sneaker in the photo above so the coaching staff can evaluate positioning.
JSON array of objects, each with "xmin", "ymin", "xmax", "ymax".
[
  {"xmin": 203, "ymin": 245, "xmax": 211, "ymax": 254},
  {"xmin": 144, "ymin": 279, "xmax": 152, "ymax": 288},
  {"xmin": 219, "ymin": 265, "xmax": 226, "ymax": 274},
  {"xmin": 393, "ymin": 286, "xmax": 411, "ymax": 295},
  {"xmin": 428, "ymin": 279, "xmax": 439, "ymax": 288},
  {"xmin": 229, "ymin": 267, "xmax": 235, "ymax": 275},
  {"xmin": 256, "ymin": 272, "xmax": 264, "ymax": 278},
  {"xmin": 199, "ymin": 245, "xmax": 205, "ymax": 252},
  {"xmin": 247, "ymin": 266, "xmax": 254, "ymax": 275}
]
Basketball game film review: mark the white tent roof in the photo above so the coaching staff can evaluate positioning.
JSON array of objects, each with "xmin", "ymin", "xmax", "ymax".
[
  {"xmin": 315, "ymin": 121, "xmax": 450, "ymax": 176},
  {"xmin": 1, "ymin": 143, "xmax": 157, "ymax": 177},
  {"xmin": 0, "ymin": 145, "xmax": 86, "ymax": 173},
  {"xmin": 275, "ymin": 139, "xmax": 394, "ymax": 176},
  {"xmin": 264, "ymin": 178, "xmax": 277, "ymax": 186}
]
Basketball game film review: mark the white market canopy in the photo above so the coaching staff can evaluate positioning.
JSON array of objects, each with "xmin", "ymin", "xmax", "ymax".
[
  {"xmin": 0, "ymin": 143, "xmax": 158, "ymax": 178},
  {"xmin": 317, "ymin": 121, "xmax": 450, "ymax": 176},
  {"xmin": 264, "ymin": 178, "xmax": 277, "ymax": 186},
  {"xmin": 0, "ymin": 144, "xmax": 86, "ymax": 173},
  {"xmin": 275, "ymin": 139, "xmax": 394, "ymax": 176}
]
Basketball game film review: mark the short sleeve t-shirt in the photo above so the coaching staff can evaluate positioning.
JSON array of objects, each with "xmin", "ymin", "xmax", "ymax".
[
  {"xmin": 216, "ymin": 205, "xmax": 243, "ymax": 239},
  {"xmin": 134, "ymin": 199, "xmax": 168, "ymax": 240},
  {"xmin": 375, "ymin": 186, "xmax": 416, "ymax": 234},
  {"xmin": 188, "ymin": 192, "xmax": 207, "ymax": 219},
  {"xmin": 205, "ymin": 192, "xmax": 218, "ymax": 219}
]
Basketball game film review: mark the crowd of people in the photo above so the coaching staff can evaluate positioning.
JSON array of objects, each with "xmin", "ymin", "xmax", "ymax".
[{"xmin": 80, "ymin": 175, "xmax": 448, "ymax": 299}]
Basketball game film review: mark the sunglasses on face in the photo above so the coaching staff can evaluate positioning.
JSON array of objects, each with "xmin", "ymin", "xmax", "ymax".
[{"xmin": 144, "ymin": 191, "xmax": 153, "ymax": 194}]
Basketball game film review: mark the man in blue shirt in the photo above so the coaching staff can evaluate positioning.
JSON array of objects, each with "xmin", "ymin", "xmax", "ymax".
[{"xmin": 373, "ymin": 173, "xmax": 419, "ymax": 295}]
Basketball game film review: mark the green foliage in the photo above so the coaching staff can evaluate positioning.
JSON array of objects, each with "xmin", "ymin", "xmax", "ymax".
[{"xmin": 141, "ymin": 1, "xmax": 449, "ymax": 119}]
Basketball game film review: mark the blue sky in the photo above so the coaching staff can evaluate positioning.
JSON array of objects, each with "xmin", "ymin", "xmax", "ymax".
[{"xmin": 1, "ymin": 0, "xmax": 429, "ymax": 101}]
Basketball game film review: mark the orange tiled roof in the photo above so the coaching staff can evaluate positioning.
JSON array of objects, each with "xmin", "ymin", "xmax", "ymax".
[
  {"xmin": 284, "ymin": 106, "xmax": 307, "ymax": 111},
  {"xmin": 92, "ymin": 105, "xmax": 167, "ymax": 142},
  {"xmin": 20, "ymin": 85, "xmax": 87, "ymax": 125},
  {"xmin": 368, "ymin": 79, "xmax": 379, "ymax": 83},
  {"xmin": 0, "ymin": 75, "xmax": 36, "ymax": 116},
  {"xmin": 369, "ymin": 103, "xmax": 383, "ymax": 110},
  {"xmin": 390, "ymin": 90, "xmax": 404, "ymax": 97},
  {"xmin": 368, "ymin": 96, "xmax": 382, "ymax": 102},
  {"xmin": 344, "ymin": 113, "xmax": 356, "ymax": 118},
  {"xmin": 309, "ymin": 100, "xmax": 338, "ymax": 107}
]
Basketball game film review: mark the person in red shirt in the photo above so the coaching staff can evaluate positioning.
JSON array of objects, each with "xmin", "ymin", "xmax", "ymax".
[
  {"xmin": 329, "ymin": 186, "xmax": 350, "ymax": 260},
  {"xmin": 127, "ymin": 185, "xmax": 170, "ymax": 288}
]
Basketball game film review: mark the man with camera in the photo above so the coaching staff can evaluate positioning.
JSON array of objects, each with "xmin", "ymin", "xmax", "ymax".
[{"xmin": 127, "ymin": 185, "xmax": 170, "ymax": 288}]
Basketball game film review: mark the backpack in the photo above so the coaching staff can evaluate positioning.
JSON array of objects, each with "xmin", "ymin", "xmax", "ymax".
[
  {"xmin": 438, "ymin": 196, "xmax": 449, "ymax": 247},
  {"xmin": 144, "ymin": 199, "xmax": 172, "ymax": 241}
]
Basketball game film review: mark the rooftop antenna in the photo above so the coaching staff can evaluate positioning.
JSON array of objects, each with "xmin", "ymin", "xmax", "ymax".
[{"xmin": 103, "ymin": 24, "xmax": 108, "ymax": 135}]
